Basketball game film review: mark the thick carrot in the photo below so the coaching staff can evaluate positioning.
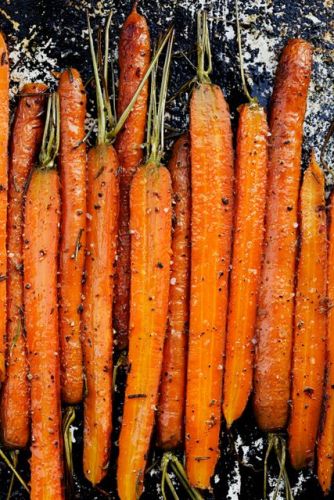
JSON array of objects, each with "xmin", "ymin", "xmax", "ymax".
[
  {"xmin": 114, "ymin": 3, "xmax": 150, "ymax": 351},
  {"xmin": 1, "ymin": 83, "xmax": 47, "ymax": 449},
  {"xmin": 157, "ymin": 134, "xmax": 190, "ymax": 449},
  {"xmin": 58, "ymin": 68, "xmax": 86, "ymax": 404},
  {"xmin": 288, "ymin": 152, "xmax": 326, "ymax": 469},
  {"xmin": 223, "ymin": 102, "xmax": 268, "ymax": 429},
  {"xmin": 117, "ymin": 32, "xmax": 174, "ymax": 500},
  {"xmin": 185, "ymin": 13, "xmax": 234, "ymax": 489},
  {"xmin": 0, "ymin": 32, "xmax": 9, "ymax": 382},
  {"xmin": 253, "ymin": 38, "xmax": 313, "ymax": 431},
  {"xmin": 24, "ymin": 94, "xmax": 63, "ymax": 499}
]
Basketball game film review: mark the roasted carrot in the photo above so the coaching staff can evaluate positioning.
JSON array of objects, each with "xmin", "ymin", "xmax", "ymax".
[
  {"xmin": 1, "ymin": 83, "xmax": 47, "ymax": 449},
  {"xmin": 253, "ymin": 38, "xmax": 313, "ymax": 431},
  {"xmin": 0, "ymin": 32, "xmax": 9, "ymax": 383},
  {"xmin": 114, "ymin": 3, "xmax": 150, "ymax": 351},
  {"xmin": 157, "ymin": 134, "xmax": 190, "ymax": 449},
  {"xmin": 222, "ymin": 3, "xmax": 268, "ymax": 429},
  {"xmin": 288, "ymin": 152, "xmax": 326, "ymax": 469},
  {"xmin": 185, "ymin": 12, "xmax": 234, "ymax": 489},
  {"xmin": 24, "ymin": 93, "xmax": 63, "ymax": 499},
  {"xmin": 58, "ymin": 68, "xmax": 86, "ymax": 404},
  {"xmin": 117, "ymin": 31, "xmax": 174, "ymax": 500}
]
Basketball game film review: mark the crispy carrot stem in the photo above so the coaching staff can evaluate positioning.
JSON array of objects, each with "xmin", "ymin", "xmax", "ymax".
[
  {"xmin": 157, "ymin": 134, "xmax": 190, "ymax": 449},
  {"xmin": 1, "ymin": 82, "xmax": 47, "ymax": 448},
  {"xmin": 114, "ymin": 4, "xmax": 150, "ymax": 350},
  {"xmin": 59, "ymin": 68, "xmax": 86, "ymax": 404},
  {"xmin": 223, "ymin": 102, "xmax": 268, "ymax": 429},
  {"xmin": 288, "ymin": 152, "xmax": 327, "ymax": 470},
  {"xmin": 253, "ymin": 39, "xmax": 313, "ymax": 431},
  {"xmin": 0, "ymin": 32, "xmax": 9, "ymax": 382}
]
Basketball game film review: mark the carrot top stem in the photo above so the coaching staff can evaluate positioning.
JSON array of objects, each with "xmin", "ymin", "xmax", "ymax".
[
  {"xmin": 63, "ymin": 406, "xmax": 76, "ymax": 486},
  {"xmin": 263, "ymin": 434, "xmax": 293, "ymax": 500},
  {"xmin": 38, "ymin": 93, "xmax": 60, "ymax": 170},
  {"xmin": 0, "ymin": 448, "xmax": 29, "ymax": 494},
  {"xmin": 197, "ymin": 11, "xmax": 212, "ymax": 84},
  {"xmin": 235, "ymin": 0, "xmax": 255, "ymax": 104},
  {"xmin": 161, "ymin": 453, "xmax": 203, "ymax": 500}
]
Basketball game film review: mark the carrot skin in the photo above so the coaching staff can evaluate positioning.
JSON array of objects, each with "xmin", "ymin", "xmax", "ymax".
[
  {"xmin": 318, "ymin": 191, "xmax": 334, "ymax": 494},
  {"xmin": 223, "ymin": 103, "xmax": 268, "ymax": 429},
  {"xmin": 0, "ymin": 33, "xmax": 9, "ymax": 382},
  {"xmin": 114, "ymin": 4, "xmax": 150, "ymax": 351},
  {"xmin": 253, "ymin": 39, "xmax": 313, "ymax": 431},
  {"xmin": 157, "ymin": 134, "xmax": 190, "ymax": 449},
  {"xmin": 59, "ymin": 68, "xmax": 86, "ymax": 404},
  {"xmin": 24, "ymin": 168, "xmax": 63, "ymax": 500},
  {"xmin": 117, "ymin": 163, "xmax": 172, "ymax": 500},
  {"xmin": 83, "ymin": 144, "xmax": 119, "ymax": 486},
  {"xmin": 288, "ymin": 153, "xmax": 326, "ymax": 470},
  {"xmin": 1, "ymin": 83, "xmax": 46, "ymax": 448},
  {"xmin": 186, "ymin": 83, "xmax": 234, "ymax": 489}
]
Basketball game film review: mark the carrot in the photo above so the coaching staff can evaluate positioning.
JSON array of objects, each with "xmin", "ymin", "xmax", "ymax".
[
  {"xmin": 117, "ymin": 31, "xmax": 174, "ymax": 500},
  {"xmin": 288, "ymin": 152, "xmax": 326, "ymax": 469},
  {"xmin": 58, "ymin": 68, "xmax": 86, "ymax": 404},
  {"xmin": 157, "ymin": 134, "xmax": 190, "ymax": 449},
  {"xmin": 0, "ymin": 32, "xmax": 9, "ymax": 383},
  {"xmin": 222, "ymin": 3, "xmax": 268, "ymax": 429},
  {"xmin": 185, "ymin": 12, "xmax": 234, "ymax": 489},
  {"xmin": 114, "ymin": 3, "xmax": 150, "ymax": 351},
  {"xmin": 1, "ymin": 83, "xmax": 47, "ymax": 449},
  {"xmin": 83, "ymin": 15, "xmax": 165, "ymax": 485},
  {"xmin": 253, "ymin": 38, "xmax": 313, "ymax": 431},
  {"xmin": 23, "ymin": 93, "xmax": 63, "ymax": 499}
]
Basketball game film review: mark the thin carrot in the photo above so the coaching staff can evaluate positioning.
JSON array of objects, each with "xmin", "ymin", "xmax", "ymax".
[
  {"xmin": 185, "ymin": 12, "xmax": 234, "ymax": 489},
  {"xmin": 23, "ymin": 93, "xmax": 63, "ymax": 499},
  {"xmin": 114, "ymin": 3, "xmax": 150, "ymax": 351},
  {"xmin": 288, "ymin": 152, "xmax": 327, "ymax": 470},
  {"xmin": 58, "ymin": 68, "xmax": 86, "ymax": 404},
  {"xmin": 0, "ymin": 32, "xmax": 9, "ymax": 382},
  {"xmin": 253, "ymin": 38, "xmax": 313, "ymax": 431},
  {"xmin": 222, "ymin": 1, "xmax": 268, "ymax": 429},
  {"xmin": 157, "ymin": 134, "xmax": 190, "ymax": 449},
  {"xmin": 117, "ymin": 31, "xmax": 174, "ymax": 500},
  {"xmin": 1, "ymin": 83, "xmax": 47, "ymax": 449}
]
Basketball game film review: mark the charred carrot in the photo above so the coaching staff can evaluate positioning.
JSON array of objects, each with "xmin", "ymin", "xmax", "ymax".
[
  {"xmin": 0, "ymin": 32, "xmax": 9, "ymax": 382},
  {"xmin": 58, "ymin": 68, "xmax": 86, "ymax": 404},
  {"xmin": 24, "ymin": 93, "xmax": 63, "ymax": 499},
  {"xmin": 253, "ymin": 38, "xmax": 313, "ymax": 431},
  {"xmin": 114, "ymin": 3, "xmax": 150, "ymax": 351},
  {"xmin": 288, "ymin": 152, "xmax": 326, "ymax": 469},
  {"xmin": 117, "ymin": 31, "xmax": 174, "ymax": 500},
  {"xmin": 185, "ymin": 12, "xmax": 234, "ymax": 489},
  {"xmin": 1, "ymin": 83, "xmax": 47, "ymax": 449},
  {"xmin": 157, "ymin": 134, "xmax": 190, "ymax": 449}
]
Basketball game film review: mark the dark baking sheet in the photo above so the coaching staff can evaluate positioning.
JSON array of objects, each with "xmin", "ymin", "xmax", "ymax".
[{"xmin": 0, "ymin": 0, "xmax": 333, "ymax": 498}]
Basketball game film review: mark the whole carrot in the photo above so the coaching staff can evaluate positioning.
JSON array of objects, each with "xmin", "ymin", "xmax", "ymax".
[
  {"xmin": 114, "ymin": 3, "xmax": 150, "ymax": 351},
  {"xmin": 185, "ymin": 12, "xmax": 234, "ymax": 489},
  {"xmin": 58, "ymin": 68, "xmax": 86, "ymax": 404},
  {"xmin": 1, "ymin": 83, "xmax": 47, "ymax": 449},
  {"xmin": 0, "ymin": 32, "xmax": 9, "ymax": 382},
  {"xmin": 157, "ymin": 134, "xmax": 190, "ymax": 449},
  {"xmin": 222, "ymin": 3, "xmax": 268, "ymax": 429},
  {"xmin": 24, "ymin": 93, "xmax": 63, "ymax": 499},
  {"xmin": 253, "ymin": 38, "xmax": 313, "ymax": 431},
  {"xmin": 288, "ymin": 152, "xmax": 326, "ymax": 469},
  {"xmin": 117, "ymin": 31, "xmax": 174, "ymax": 500}
]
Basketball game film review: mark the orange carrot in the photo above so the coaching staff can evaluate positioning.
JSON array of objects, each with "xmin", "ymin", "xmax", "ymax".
[
  {"xmin": 288, "ymin": 152, "xmax": 326, "ymax": 469},
  {"xmin": 24, "ymin": 93, "xmax": 63, "ymax": 499},
  {"xmin": 253, "ymin": 38, "xmax": 313, "ymax": 431},
  {"xmin": 58, "ymin": 68, "xmax": 86, "ymax": 404},
  {"xmin": 1, "ymin": 83, "xmax": 47, "ymax": 449},
  {"xmin": 117, "ymin": 32, "xmax": 174, "ymax": 500},
  {"xmin": 114, "ymin": 3, "xmax": 150, "ymax": 351},
  {"xmin": 157, "ymin": 134, "xmax": 190, "ymax": 449},
  {"xmin": 185, "ymin": 13, "xmax": 234, "ymax": 489},
  {"xmin": 0, "ymin": 32, "xmax": 9, "ymax": 382}
]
